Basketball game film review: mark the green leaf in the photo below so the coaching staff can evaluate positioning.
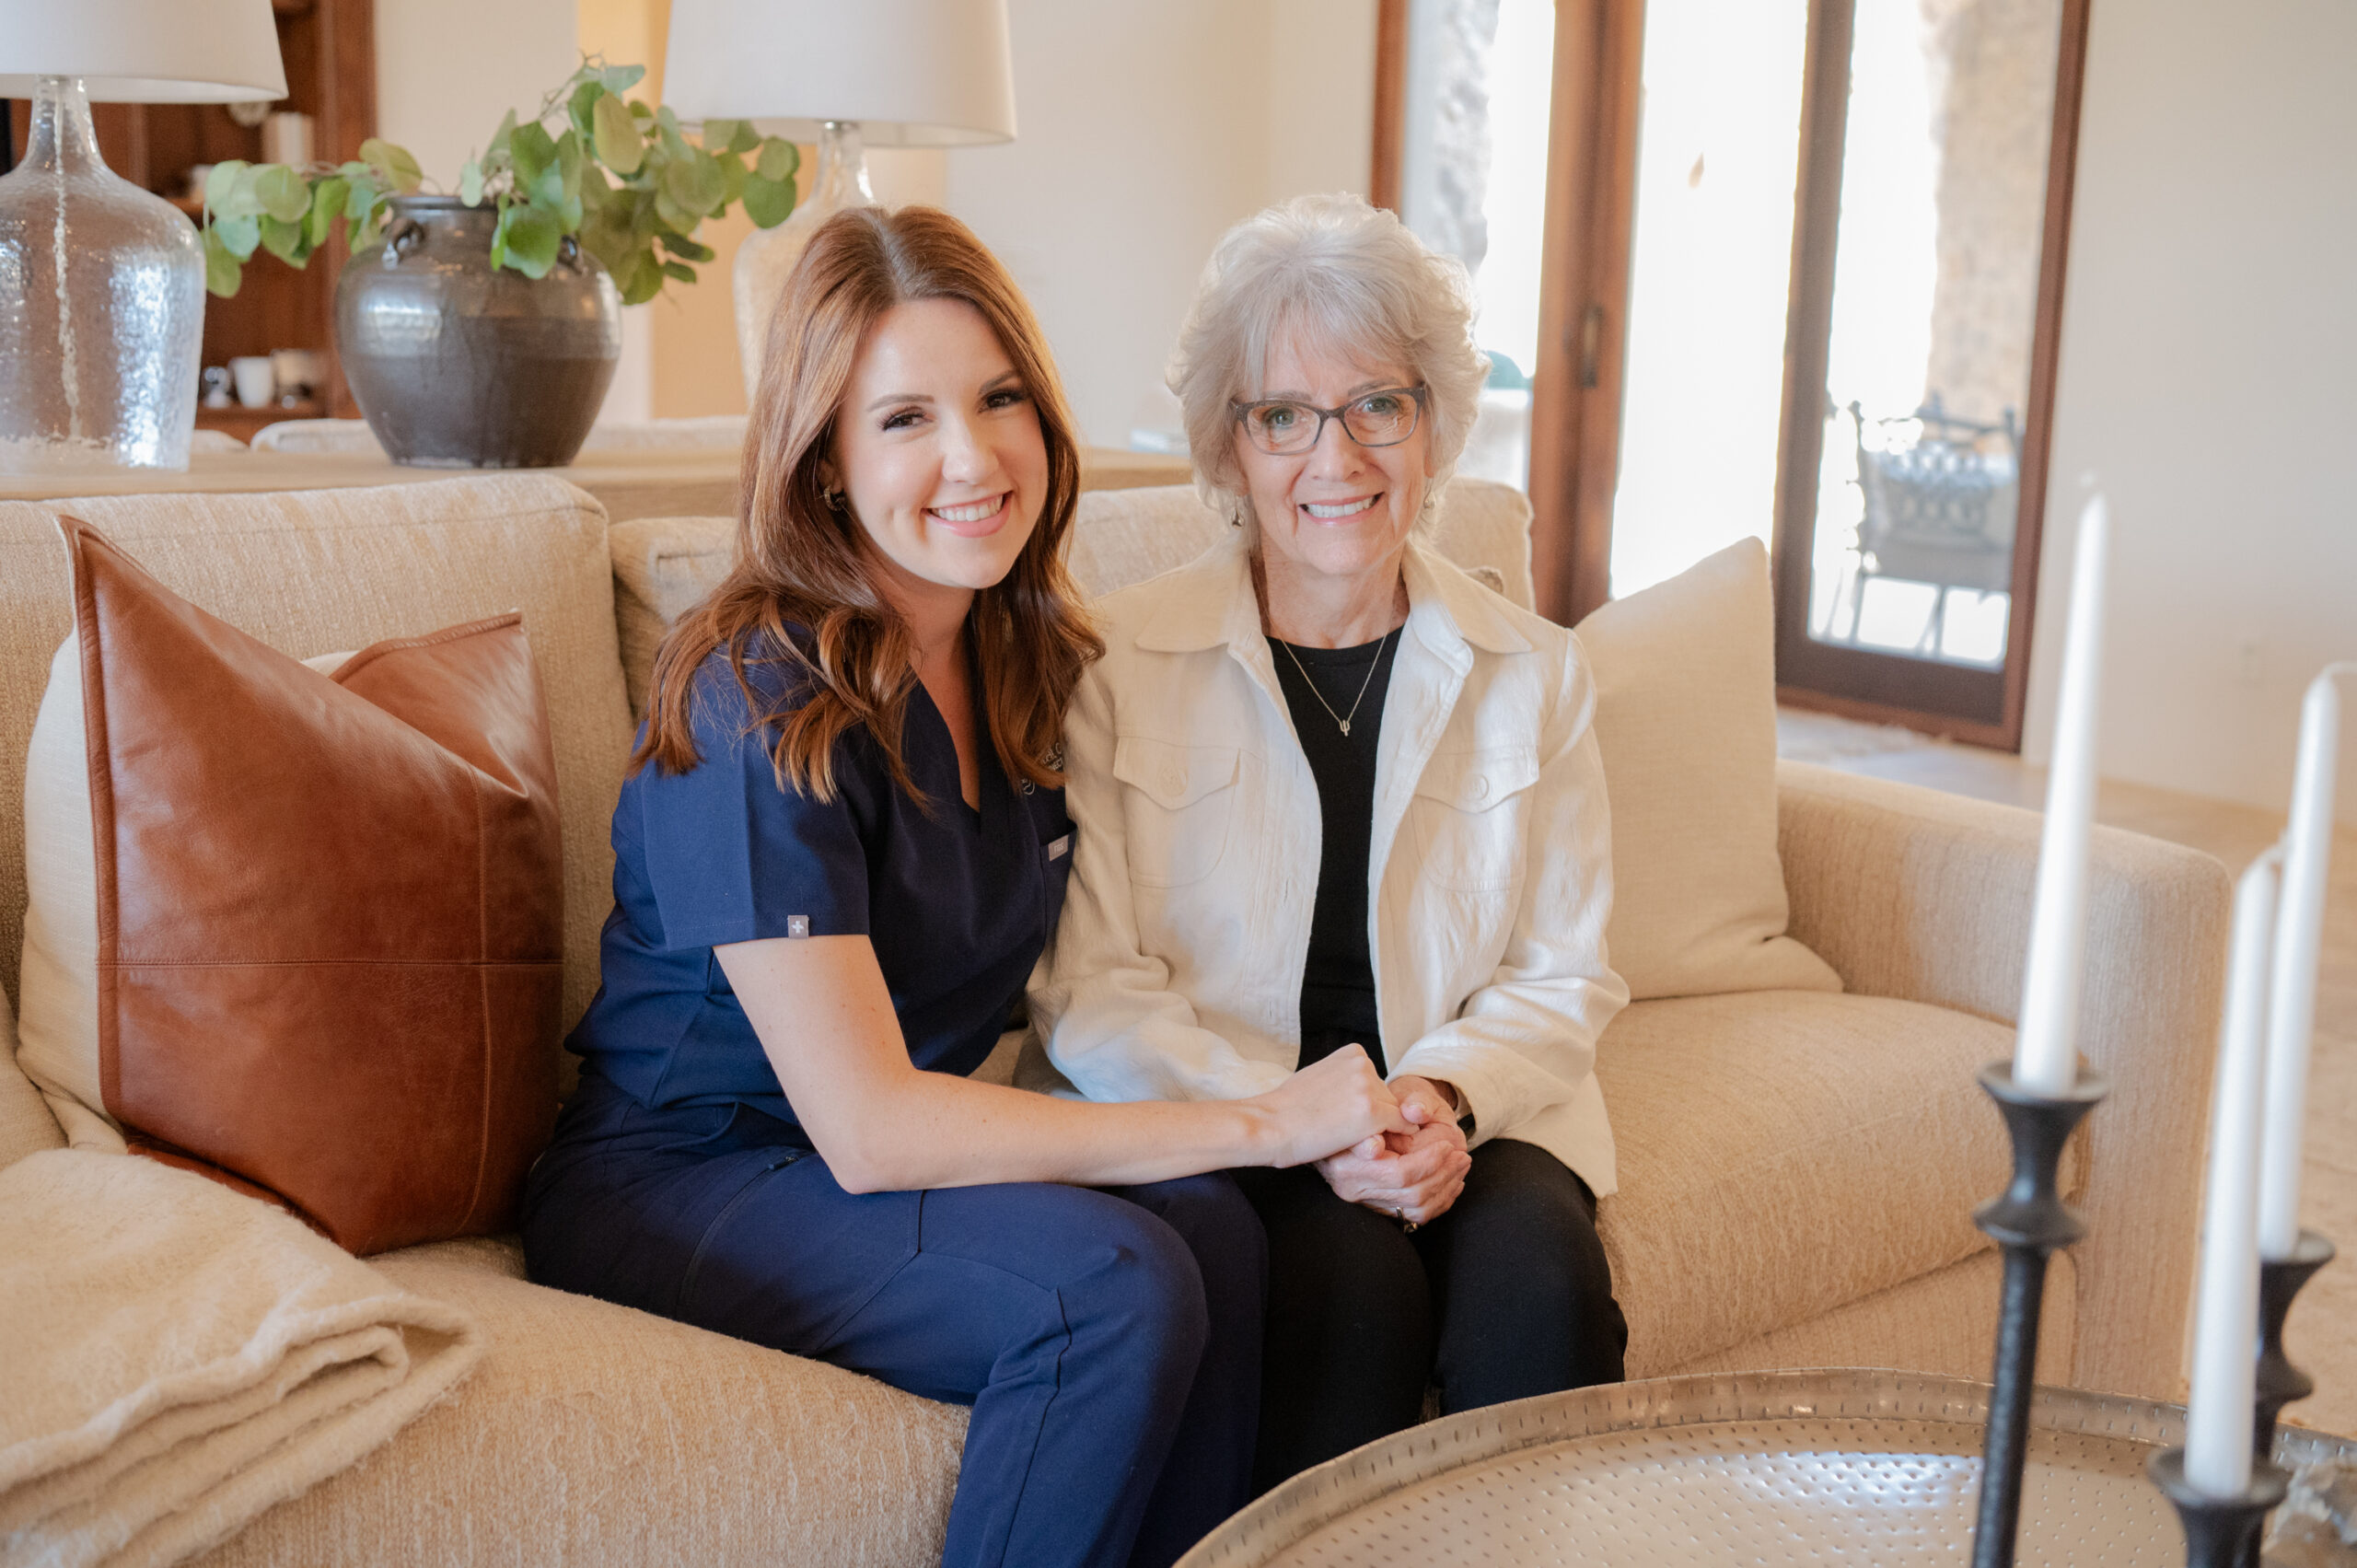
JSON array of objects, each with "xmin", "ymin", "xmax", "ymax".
[
  {"xmin": 357, "ymin": 137, "xmax": 424, "ymax": 192},
  {"xmin": 627, "ymin": 99, "xmax": 655, "ymax": 122},
  {"xmin": 576, "ymin": 208, "xmax": 628, "ymax": 269},
  {"xmin": 660, "ymin": 259, "xmax": 696, "ymax": 284},
  {"xmin": 620, "ymin": 253, "xmax": 666, "ymax": 306},
  {"xmin": 726, "ymin": 119, "xmax": 761, "ymax": 156},
  {"xmin": 344, "ymin": 177, "xmax": 381, "ymax": 220},
  {"xmin": 555, "ymin": 130, "xmax": 584, "ymax": 197},
  {"xmin": 259, "ymin": 213, "xmax": 310, "ymax": 264},
  {"xmin": 661, "ymin": 149, "xmax": 726, "ymax": 217},
  {"xmin": 212, "ymin": 213, "xmax": 261, "ymax": 260},
  {"xmin": 567, "ymin": 80, "xmax": 604, "ymax": 139},
  {"xmin": 352, "ymin": 194, "xmax": 390, "ymax": 251},
  {"xmin": 511, "ymin": 122, "xmax": 558, "ymax": 184},
  {"xmin": 458, "ymin": 159, "xmax": 484, "ymax": 206},
  {"xmin": 528, "ymin": 160, "xmax": 567, "ymax": 212},
  {"xmin": 306, "ymin": 177, "xmax": 349, "ymax": 247},
  {"xmin": 652, "ymin": 186, "xmax": 697, "ymax": 235},
  {"xmin": 202, "ymin": 226, "xmax": 244, "ymax": 296},
  {"xmin": 486, "ymin": 109, "xmax": 518, "ymax": 164},
  {"xmin": 756, "ymin": 137, "xmax": 799, "ymax": 183},
  {"xmin": 600, "ymin": 63, "xmax": 646, "ymax": 97},
  {"xmin": 715, "ymin": 150, "xmax": 747, "ymax": 205},
  {"xmin": 577, "ymin": 210, "xmax": 636, "ymax": 279},
  {"xmin": 700, "ymin": 119, "xmax": 742, "ymax": 155},
  {"xmin": 205, "ymin": 159, "xmax": 252, "ymax": 215},
  {"xmin": 501, "ymin": 203, "xmax": 563, "ymax": 278},
  {"xmin": 591, "ymin": 92, "xmax": 644, "ymax": 176},
  {"xmin": 741, "ymin": 171, "xmax": 795, "ymax": 228},
  {"xmin": 658, "ymin": 231, "xmax": 715, "ymax": 263},
  {"xmin": 253, "ymin": 163, "xmax": 310, "ymax": 223}
]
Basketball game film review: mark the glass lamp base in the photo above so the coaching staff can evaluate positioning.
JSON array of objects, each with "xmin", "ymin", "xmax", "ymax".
[
  {"xmin": 732, "ymin": 121, "xmax": 877, "ymax": 404},
  {"xmin": 0, "ymin": 77, "xmax": 204, "ymax": 473}
]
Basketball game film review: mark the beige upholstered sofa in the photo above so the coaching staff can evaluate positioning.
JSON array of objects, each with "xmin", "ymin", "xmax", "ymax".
[{"xmin": 0, "ymin": 474, "xmax": 2227, "ymax": 1566}]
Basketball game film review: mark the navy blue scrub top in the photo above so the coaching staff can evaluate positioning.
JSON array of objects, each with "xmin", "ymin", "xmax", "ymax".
[{"xmin": 567, "ymin": 635, "xmax": 1074, "ymax": 1137}]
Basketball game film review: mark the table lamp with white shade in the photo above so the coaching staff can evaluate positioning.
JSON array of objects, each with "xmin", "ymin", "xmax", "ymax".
[
  {"xmin": 663, "ymin": 0, "xmax": 1017, "ymax": 401},
  {"xmin": 0, "ymin": 1, "xmax": 288, "ymax": 472}
]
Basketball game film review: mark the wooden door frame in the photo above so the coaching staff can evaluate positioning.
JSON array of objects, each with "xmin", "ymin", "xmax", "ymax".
[
  {"xmin": 1369, "ymin": 0, "xmax": 1643, "ymax": 627},
  {"xmin": 1527, "ymin": 0, "xmax": 1644, "ymax": 626},
  {"xmin": 1768, "ymin": 0, "xmax": 2094, "ymax": 750}
]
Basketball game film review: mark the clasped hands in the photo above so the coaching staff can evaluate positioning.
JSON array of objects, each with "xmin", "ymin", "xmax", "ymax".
[{"xmin": 1317, "ymin": 1068, "xmax": 1470, "ymax": 1228}]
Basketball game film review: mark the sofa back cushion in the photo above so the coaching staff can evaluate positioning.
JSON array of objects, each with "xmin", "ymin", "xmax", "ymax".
[
  {"xmin": 607, "ymin": 477, "xmax": 1539, "ymax": 720},
  {"xmin": 0, "ymin": 477, "xmax": 633, "ymax": 1031},
  {"xmin": 14, "ymin": 521, "xmax": 563, "ymax": 1254}
]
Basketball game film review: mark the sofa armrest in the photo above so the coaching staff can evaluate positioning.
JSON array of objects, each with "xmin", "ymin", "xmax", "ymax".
[{"xmin": 1775, "ymin": 759, "xmax": 2232, "ymax": 1399}]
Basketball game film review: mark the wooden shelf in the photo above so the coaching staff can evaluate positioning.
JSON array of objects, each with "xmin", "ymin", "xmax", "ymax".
[{"xmin": 195, "ymin": 401, "xmax": 326, "ymax": 441}]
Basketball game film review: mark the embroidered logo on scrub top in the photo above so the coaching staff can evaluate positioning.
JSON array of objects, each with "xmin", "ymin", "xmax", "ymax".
[
  {"xmin": 1048, "ymin": 834, "xmax": 1072, "ymax": 861},
  {"xmin": 787, "ymin": 915, "xmax": 810, "ymax": 938}
]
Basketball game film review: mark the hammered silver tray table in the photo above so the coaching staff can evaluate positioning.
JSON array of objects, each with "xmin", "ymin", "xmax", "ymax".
[{"xmin": 1178, "ymin": 1370, "xmax": 2357, "ymax": 1566}]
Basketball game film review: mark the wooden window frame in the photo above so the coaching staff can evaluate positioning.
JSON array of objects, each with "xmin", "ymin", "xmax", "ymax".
[
  {"xmin": 1374, "ymin": 0, "xmax": 2094, "ymax": 754},
  {"xmin": 1769, "ymin": 0, "xmax": 2094, "ymax": 749}
]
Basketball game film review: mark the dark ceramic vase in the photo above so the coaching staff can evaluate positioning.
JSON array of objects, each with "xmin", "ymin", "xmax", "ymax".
[{"xmin": 335, "ymin": 196, "xmax": 621, "ymax": 468}]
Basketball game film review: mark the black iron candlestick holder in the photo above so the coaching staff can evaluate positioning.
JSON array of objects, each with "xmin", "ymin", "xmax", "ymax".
[
  {"xmin": 2151, "ymin": 1448, "xmax": 2292, "ymax": 1568},
  {"xmin": 2255, "ymin": 1229, "xmax": 2337, "ymax": 1458},
  {"xmin": 2233, "ymin": 1229, "xmax": 2338, "ymax": 1568},
  {"xmin": 1968, "ymin": 1062, "xmax": 2109, "ymax": 1568}
]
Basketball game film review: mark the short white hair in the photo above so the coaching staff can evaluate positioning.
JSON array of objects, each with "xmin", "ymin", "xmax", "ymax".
[{"xmin": 1167, "ymin": 193, "xmax": 1488, "ymax": 529}]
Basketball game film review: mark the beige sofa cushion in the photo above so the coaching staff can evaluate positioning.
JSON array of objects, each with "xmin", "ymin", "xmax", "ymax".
[
  {"xmin": 1592, "ymin": 988, "xmax": 2079, "ymax": 1374},
  {"xmin": 191, "ymin": 1237, "xmax": 966, "ymax": 1568},
  {"xmin": 1576, "ymin": 540, "xmax": 1840, "ymax": 999},
  {"xmin": 609, "ymin": 515, "xmax": 737, "ymax": 721},
  {"xmin": 1664, "ymin": 1247, "xmax": 2076, "ymax": 1385},
  {"xmin": 0, "ymin": 479, "xmax": 633, "ymax": 1033},
  {"xmin": 0, "ymin": 989, "xmax": 64, "ymax": 1167}
]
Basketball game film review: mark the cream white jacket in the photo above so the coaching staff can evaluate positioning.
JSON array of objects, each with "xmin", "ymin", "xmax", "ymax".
[{"xmin": 1028, "ymin": 531, "xmax": 1630, "ymax": 1197}]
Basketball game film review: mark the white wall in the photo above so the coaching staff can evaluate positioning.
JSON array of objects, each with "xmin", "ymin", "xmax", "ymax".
[
  {"xmin": 375, "ymin": 0, "xmax": 579, "ymax": 192},
  {"xmin": 946, "ymin": 0, "xmax": 1377, "ymax": 447},
  {"xmin": 2026, "ymin": 0, "xmax": 2357, "ymax": 821}
]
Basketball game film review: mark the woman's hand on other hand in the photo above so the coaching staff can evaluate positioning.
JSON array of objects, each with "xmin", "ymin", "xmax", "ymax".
[
  {"xmin": 1254, "ymin": 1045, "xmax": 1411, "ymax": 1169},
  {"xmin": 1315, "ymin": 1076, "xmax": 1470, "ymax": 1227}
]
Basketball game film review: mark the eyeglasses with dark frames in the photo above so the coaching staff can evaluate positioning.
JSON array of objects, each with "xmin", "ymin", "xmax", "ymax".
[{"xmin": 1230, "ymin": 385, "xmax": 1427, "ymax": 456}]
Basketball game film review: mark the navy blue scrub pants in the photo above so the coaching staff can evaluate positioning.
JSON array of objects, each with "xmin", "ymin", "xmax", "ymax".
[{"xmin": 521, "ymin": 1078, "xmax": 1265, "ymax": 1568}]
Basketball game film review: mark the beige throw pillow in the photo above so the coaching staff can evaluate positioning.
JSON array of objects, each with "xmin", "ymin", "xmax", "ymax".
[{"xmin": 1575, "ymin": 539, "xmax": 1840, "ymax": 999}]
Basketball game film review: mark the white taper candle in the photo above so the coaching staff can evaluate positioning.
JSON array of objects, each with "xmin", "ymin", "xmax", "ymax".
[
  {"xmin": 2257, "ymin": 666, "xmax": 2352, "ymax": 1260},
  {"xmin": 2014, "ymin": 494, "xmax": 2110, "ymax": 1095},
  {"xmin": 2184, "ymin": 849, "xmax": 2282, "ymax": 1497}
]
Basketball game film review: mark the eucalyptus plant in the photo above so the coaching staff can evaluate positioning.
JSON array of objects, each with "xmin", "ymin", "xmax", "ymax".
[{"xmin": 199, "ymin": 59, "xmax": 800, "ymax": 306}]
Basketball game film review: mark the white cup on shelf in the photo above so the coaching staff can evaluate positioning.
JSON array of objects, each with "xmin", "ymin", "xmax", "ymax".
[
  {"xmin": 261, "ymin": 111, "xmax": 313, "ymax": 168},
  {"xmin": 228, "ymin": 356, "xmax": 275, "ymax": 410}
]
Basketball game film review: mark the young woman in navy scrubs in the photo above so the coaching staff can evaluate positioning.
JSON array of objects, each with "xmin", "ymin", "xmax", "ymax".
[{"xmin": 520, "ymin": 206, "xmax": 1408, "ymax": 1568}]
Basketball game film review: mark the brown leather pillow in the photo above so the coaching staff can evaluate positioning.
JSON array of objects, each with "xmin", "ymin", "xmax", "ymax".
[{"xmin": 55, "ymin": 517, "xmax": 563, "ymax": 1255}]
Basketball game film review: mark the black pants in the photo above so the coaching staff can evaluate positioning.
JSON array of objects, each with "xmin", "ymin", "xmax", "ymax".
[{"xmin": 1231, "ymin": 1136, "xmax": 1627, "ymax": 1493}]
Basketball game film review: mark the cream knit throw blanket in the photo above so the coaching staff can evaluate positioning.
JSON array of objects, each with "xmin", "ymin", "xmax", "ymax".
[{"xmin": 0, "ymin": 1149, "xmax": 484, "ymax": 1568}]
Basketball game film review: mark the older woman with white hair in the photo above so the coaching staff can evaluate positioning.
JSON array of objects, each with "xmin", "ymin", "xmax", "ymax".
[{"xmin": 1031, "ymin": 193, "xmax": 1631, "ymax": 1490}]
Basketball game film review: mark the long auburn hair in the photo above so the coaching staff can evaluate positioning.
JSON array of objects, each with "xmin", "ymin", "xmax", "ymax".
[{"xmin": 635, "ymin": 205, "xmax": 1102, "ymax": 802}]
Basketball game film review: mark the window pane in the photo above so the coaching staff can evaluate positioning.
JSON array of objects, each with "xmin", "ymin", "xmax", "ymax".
[
  {"xmin": 1397, "ymin": 0, "xmax": 1558, "ymax": 492},
  {"xmin": 1804, "ymin": 0, "xmax": 2062, "ymax": 668},
  {"xmin": 1609, "ymin": 0, "xmax": 1813, "ymax": 598}
]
